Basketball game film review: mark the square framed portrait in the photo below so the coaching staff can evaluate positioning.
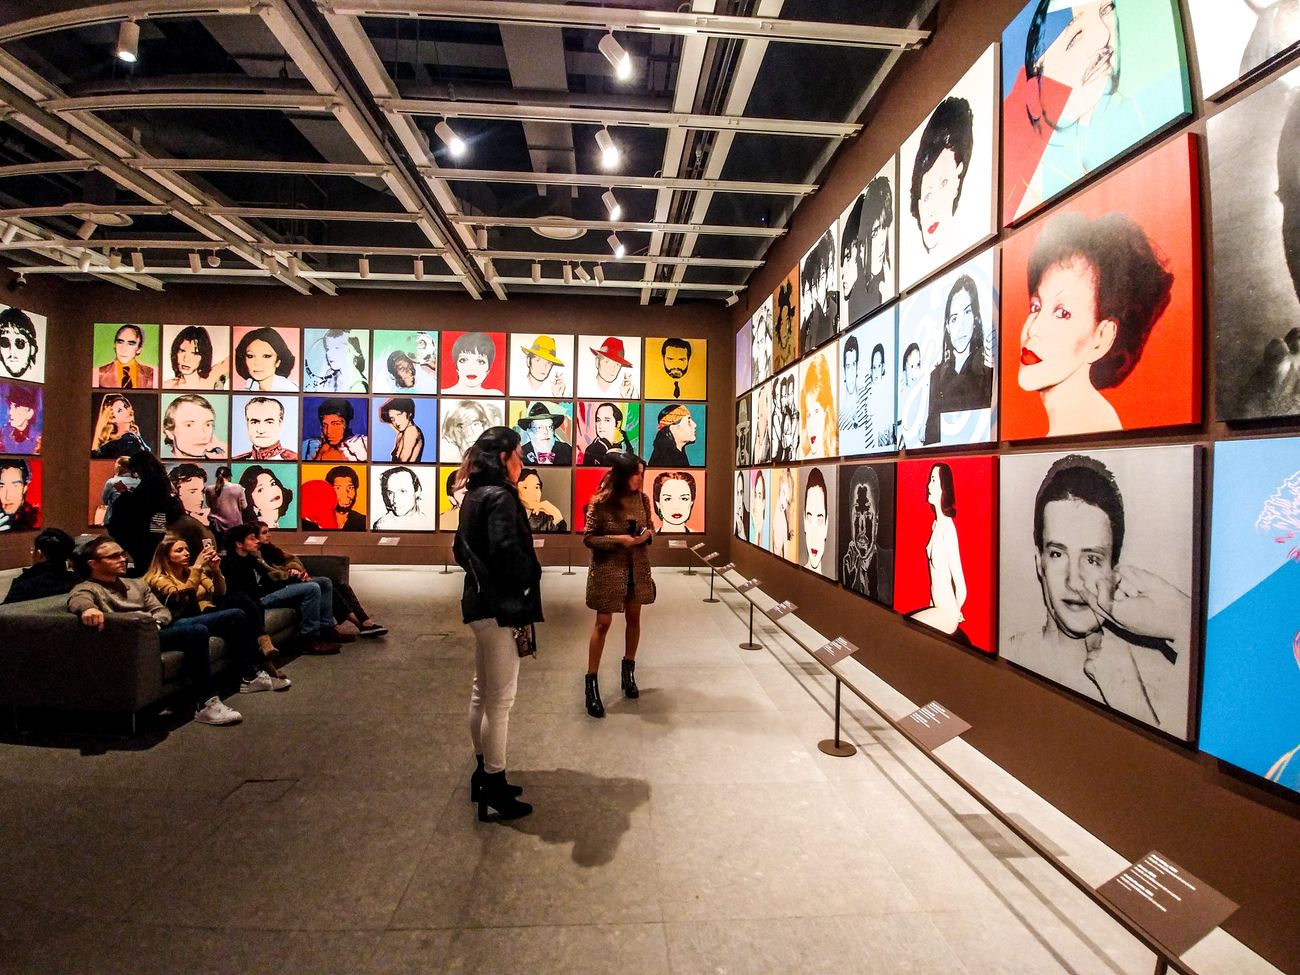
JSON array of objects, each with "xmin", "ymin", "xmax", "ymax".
[
  {"xmin": 436, "ymin": 464, "xmax": 467, "ymax": 531},
  {"xmin": 1187, "ymin": 0, "xmax": 1300, "ymax": 101},
  {"xmin": 732, "ymin": 468, "xmax": 750, "ymax": 542},
  {"xmin": 1002, "ymin": 1, "xmax": 1190, "ymax": 224},
  {"xmin": 165, "ymin": 460, "xmax": 222, "ymax": 527},
  {"xmin": 439, "ymin": 398, "xmax": 504, "ymax": 464},
  {"xmin": 574, "ymin": 400, "xmax": 641, "ymax": 466},
  {"xmin": 839, "ymin": 157, "xmax": 899, "ymax": 329},
  {"xmin": 0, "ymin": 305, "xmax": 46, "ymax": 384},
  {"xmin": 89, "ymin": 458, "xmax": 121, "ymax": 526},
  {"xmin": 735, "ymin": 393, "xmax": 752, "ymax": 468},
  {"xmin": 0, "ymin": 457, "xmax": 40, "ymax": 532},
  {"xmin": 839, "ymin": 462, "xmax": 896, "ymax": 607},
  {"xmin": 736, "ymin": 319, "xmax": 753, "ymax": 396},
  {"xmin": 161, "ymin": 324, "xmax": 231, "ymax": 390},
  {"xmin": 369, "ymin": 464, "xmax": 440, "ymax": 531},
  {"xmin": 647, "ymin": 468, "xmax": 705, "ymax": 535},
  {"xmin": 371, "ymin": 395, "xmax": 436, "ymax": 465},
  {"xmin": 1001, "ymin": 135, "xmax": 1199, "ymax": 439},
  {"xmin": 510, "ymin": 332, "xmax": 575, "ymax": 399},
  {"xmin": 643, "ymin": 402, "xmax": 706, "ymax": 468},
  {"xmin": 92, "ymin": 323, "xmax": 161, "ymax": 390},
  {"xmin": 440, "ymin": 330, "xmax": 507, "ymax": 396},
  {"xmin": 893, "ymin": 454, "xmax": 997, "ymax": 654},
  {"xmin": 770, "ymin": 365, "xmax": 801, "ymax": 464},
  {"xmin": 767, "ymin": 466, "xmax": 799, "ymax": 562},
  {"xmin": 303, "ymin": 328, "xmax": 371, "ymax": 394},
  {"xmin": 644, "ymin": 336, "xmax": 707, "ymax": 401},
  {"xmin": 300, "ymin": 462, "xmax": 366, "ymax": 532},
  {"xmin": 797, "ymin": 464, "xmax": 838, "ymax": 580},
  {"xmin": 748, "ymin": 468, "xmax": 771, "ymax": 550},
  {"xmin": 510, "ymin": 400, "xmax": 575, "ymax": 465},
  {"xmin": 1000, "ymin": 445, "xmax": 1198, "ymax": 740},
  {"xmin": 750, "ymin": 378, "xmax": 775, "ymax": 466},
  {"xmin": 516, "ymin": 464, "xmax": 572, "ymax": 534},
  {"xmin": 897, "ymin": 246, "xmax": 999, "ymax": 450},
  {"xmin": 231, "ymin": 326, "xmax": 301, "ymax": 392},
  {"xmin": 839, "ymin": 307, "xmax": 898, "ymax": 456},
  {"xmin": 0, "ymin": 380, "xmax": 41, "ymax": 454},
  {"xmin": 231, "ymin": 394, "xmax": 300, "ymax": 461},
  {"xmin": 772, "ymin": 266, "xmax": 800, "ymax": 373},
  {"xmin": 752, "ymin": 294, "xmax": 775, "ymax": 385},
  {"xmin": 372, "ymin": 330, "xmax": 439, "ymax": 395},
  {"xmin": 573, "ymin": 466, "xmax": 608, "ymax": 533},
  {"xmin": 89, "ymin": 391, "xmax": 157, "ymax": 459},
  {"xmin": 899, "ymin": 45, "xmax": 999, "ymax": 291},
  {"xmin": 160, "ymin": 392, "xmax": 230, "ymax": 461},
  {"xmin": 301, "ymin": 395, "xmax": 369, "ymax": 463},
  {"xmin": 797, "ymin": 348, "xmax": 838, "ymax": 459},
  {"xmin": 576, "ymin": 334, "xmax": 642, "ymax": 399},
  {"xmin": 232, "ymin": 461, "xmax": 299, "ymax": 530},
  {"xmin": 800, "ymin": 226, "xmax": 841, "ymax": 352}
]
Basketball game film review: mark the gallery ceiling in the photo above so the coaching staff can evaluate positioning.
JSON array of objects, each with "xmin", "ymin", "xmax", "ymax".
[{"xmin": 0, "ymin": 0, "xmax": 933, "ymax": 303}]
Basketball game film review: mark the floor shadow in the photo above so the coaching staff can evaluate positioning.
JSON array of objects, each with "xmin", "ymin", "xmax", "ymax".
[
  {"xmin": 496, "ymin": 767, "xmax": 650, "ymax": 868},
  {"xmin": 602, "ymin": 687, "xmax": 777, "ymax": 726}
]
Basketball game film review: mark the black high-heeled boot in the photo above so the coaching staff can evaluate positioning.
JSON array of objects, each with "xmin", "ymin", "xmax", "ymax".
[
  {"xmin": 585, "ymin": 673, "xmax": 605, "ymax": 718},
  {"xmin": 621, "ymin": 658, "xmax": 639, "ymax": 699},
  {"xmin": 470, "ymin": 754, "xmax": 523, "ymax": 804},
  {"xmin": 477, "ymin": 770, "xmax": 533, "ymax": 822}
]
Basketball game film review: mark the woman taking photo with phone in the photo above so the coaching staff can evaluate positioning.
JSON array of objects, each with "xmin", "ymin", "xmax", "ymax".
[{"xmin": 582, "ymin": 451, "xmax": 655, "ymax": 718}]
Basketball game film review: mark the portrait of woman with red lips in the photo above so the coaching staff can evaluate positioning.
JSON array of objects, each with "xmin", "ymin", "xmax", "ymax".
[
  {"xmin": 438, "ymin": 330, "xmax": 507, "ymax": 396},
  {"xmin": 647, "ymin": 469, "xmax": 705, "ymax": 534},
  {"xmin": 798, "ymin": 465, "xmax": 837, "ymax": 580}
]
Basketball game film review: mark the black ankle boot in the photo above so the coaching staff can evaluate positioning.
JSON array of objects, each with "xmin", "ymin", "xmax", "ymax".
[
  {"xmin": 478, "ymin": 770, "xmax": 533, "ymax": 822},
  {"xmin": 585, "ymin": 673, "xmax": 605, "ymax": 718},
  {"xmin": 621, "ymin": 658, "xmax": 639, "ymax": 699},
  {"xmin": 470, "ymin": 754, "xmax": 523, "ymax": 803}
]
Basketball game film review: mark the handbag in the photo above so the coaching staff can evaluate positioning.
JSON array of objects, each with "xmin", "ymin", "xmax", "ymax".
[{"xmin": 512, "ymin": 623, "xmax": 537, "ymax": 658}]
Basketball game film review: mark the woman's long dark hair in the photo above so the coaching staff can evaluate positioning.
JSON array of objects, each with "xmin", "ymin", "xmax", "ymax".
[
  {"xmin": 590, "ymin": 451, "xmax": 645, "ymax": 514},
  {"xmin": 461, "ymin": 426, "xmax": 521, "ymax": 489},
  {"xmin": 127, "ymin": 450, "xmax": 172, "ymax": 501}
]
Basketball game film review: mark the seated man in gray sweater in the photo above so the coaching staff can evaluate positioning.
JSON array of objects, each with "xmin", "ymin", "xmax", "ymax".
[{"xmin": 67, "ymin": 535, "xmax": 243, "ymax": 726}]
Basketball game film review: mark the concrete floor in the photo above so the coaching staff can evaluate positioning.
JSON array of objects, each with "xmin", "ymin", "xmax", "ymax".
[{"xmin": 0, "ymin": 566, "xmax": 1186, "ymax": 973}]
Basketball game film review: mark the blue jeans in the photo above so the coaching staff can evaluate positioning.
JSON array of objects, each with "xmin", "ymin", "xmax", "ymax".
[
  {"xmin": 261, "ymin": 577, "xmax": 333, "ymax": 637},
  {"xmin": 165, "ymin": 607, "xmax": 259, "ymax": 685}
]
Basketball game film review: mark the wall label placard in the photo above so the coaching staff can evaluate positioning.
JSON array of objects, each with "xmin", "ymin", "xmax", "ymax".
[
  {"xmin": 903, "ymin": 702, "xmax": 971, "ymax": 750},
  {"xmin": 766, "ymin": 600, "xmax": 797, "ymax": 620},
  {"xmin": 378, "ymin": 537, "xmax": 400, "ymax": 546},
  {"xmin": 1098, "ymin": 853, "xmax": 1238, "ymax": 957},
  {"xmin": 668, "ymin": 539, "xmax": 687, "ymax": 549},
  {"xmin": 813, "ymin": 637, "xmax": 858, "ymax": 668},
  {"xmin": 702, "ymin": 551, "xmax": 719, "ymax": 562},
  {"xmin": 304, "ymin": 536, "xmax": 327, "ymax": 546},
  {"xmin": 736, "ymin": 577, "xmax": 761, "ymax": 593},
  {"xmin": 718, "ymin": 562, "xmax": 736, "ymax": 572}
]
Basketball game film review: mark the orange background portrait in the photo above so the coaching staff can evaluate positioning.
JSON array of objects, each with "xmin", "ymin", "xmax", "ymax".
[{"xmin": 770, "ymin": 265, "xmax": 800, "ymax": 374}]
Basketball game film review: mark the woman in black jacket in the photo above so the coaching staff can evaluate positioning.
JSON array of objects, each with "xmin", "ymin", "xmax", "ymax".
[{"xmin": 453, "ymin": 426, "xmax": 541, "ymax": 822}]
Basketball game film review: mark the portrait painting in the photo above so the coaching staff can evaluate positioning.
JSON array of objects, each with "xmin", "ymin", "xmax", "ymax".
[
  {"xmin": 839, "ymin": 462, "xmax": 896, "ymax": 607},
  {"xmin": 748, "ymin": 468, "xmax": 771, "ymax": 550},
  {"xmin": 369, "ymin": 464, "xmax": 440, "ymax": 531},
  {"xmin": 1202, "ymin": 437, "xmax": 1300, "ymax": 794},
  {"xmin": 839, "ymin": 156, "xmax": 898, "ymax": 328},
  {"xmin": 733, "ymin": 469, "xmax": 750, "ymax": 542},
  {"xmin": 509, "ymin": 332, "xmax": 575, "ymax": 399},
  {"xmin": 1186, "ymin": 0, "xmax": 1298, "ymax": 100},
  {"xmin": 0, "ymin": 380, "xmax": 41, "ymax": 454},
  {"xmin": 161, "ymin": 324, "xmax": 231, "ymax": 390},
  {"xmin": 644, "ymin": 402, "xmax": 706, "ymax": 468},
  {"xmin": 231, "ymin": 326, "xmax": 300, "ymax": 392},
  {"xmin": 89, "ymin": 391, "xmax": 157, "ymax": 459},
  {"xmin": 797, "ymin": 349, "xmax": 838, "ymax": 459},
  {"xmin": 735, "ymin": 394, "xmax": 752, "ymax": 468},
  {"xmin": 1002, "ymin": 134, "xmax": 1198, "ymax": 439},
  {"xmin": 839, "ymin": 307, "xmax": 898, "ymax": 457},
  {"xmin": 303, "ymin": 328, "xmax": 370, "ymax": 394},
  {"xmin": 299, "ymin": 462, "xmax": 367, "ymax": 532},
  {"xmin": 644, "ymin": 336, "xmax": 707, "ymax": 401},
  {"xmin": 772, "ymin": 266, "xmax": 800, "ymax": 373},
  {"xmin": 799, "ymin": 226, "xmax": 840, "ymax": 352},
  {"xmin": 372, "ymin": 330, "xmax": 439, "ymax": 395},
  {"xmin": 1000, "ymin": 445, "xmax": 1197, "ymax": 739},
  {"xmin": 88, "ymin": 458, "xmax": 119, "ymax": 526},
  {"xmin": 751, "ymin": 378, "xmax": 775, "ymax": 466},
  {"xmin": 574, "ymin": 400, "xmax": 641, "ymax": 466},
  {"xmin": 439, "ymin": 398, "xmax": 504, "ymax": 464},
  {"xmin": 0, "ymin": 305, "xmax": 46, "ymax": 384},
  {"xmin": 510, "ymin": 400, "xmax": 575, "ymax": 465},
  {"xmin": 516, "ymin": 465, "xmax": 573, "ymax": 535},
  {"xmin": 439, "ymin": 330, "xmax": 507, "ymax": 396},
  {"xmin": 1002, "ymin": 0, "xmax": 1191, "ymax": 223},
  {"xmin": 230, "ymin": 394, "xmax": 299, "ymax": 462},
  {"xmin": 91, "ymin": 322, "xmax": 161, "ymax": 390},
  {"xmin": 1210, "ymin": 68, "xmax": 1300, "ymax": 422},
  {"xmin": 736, "ymin": 317, "xmax": 753, "ymax": 395},
  {"xmin": 767, "ymin": 466, "xmax": 799, "ymax": 562},
  {"xmin": 893, "ymin": 454, "xmax": 996, "ymax": 654},
  {"xmin": 897, "ymin": 247, "xmax": 999, "ymax": 449},
  {"xmin": 301, "ymin": 395, "xmax": 369, "ymax": 463},
  {"xmin": 770, "ymin": 365, "xmax": 801, "ymax": 463},
  {"xmin": 160, "ymin": 392, "xmax": 230, "ymax": 461},
  {"xmin": 576, "ymin": 334, "xmax": 642, "ymax": 399},
  {"xmin": 165, "ymin": 461, "xmax": 221, "ymax": 528},
  {"xmin": 798, "ymin": 465, "xmax": 838, "ymax": 580},
  {"xmin": 647, "ymin": 468, "xmax": 705, "ymax": 534},
  {"xmin": 437, "ymin": 464, "xmax": 468, "ymax": 531},
  {"xmin": 899, "ymin": 45, "xmax": 998, "ymax": 291},
  {"xmin": 372, "ymin": 395, "xmax": 437, "ymax": 465},
  {"xmin": 0, "ymin": 457, "xmax": 40, "ymax": 532},
  {"xmin": 573, "ymin": 467, "xmax": 609, "ymax": 533},
  {"xmin": 231, "ymin": 461, "xmax": 299, "ymax": 530},
  {"xmin": 752, "ymin": 294, "xmax": 775, "ymax": 385}
]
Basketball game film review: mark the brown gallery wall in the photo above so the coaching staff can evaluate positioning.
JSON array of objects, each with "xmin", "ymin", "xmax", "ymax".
[
  {"xmin": 722, "ymin": 0, "xmax": 1300, "ymax": 972},
  {"xmin": 0, "ymin": 272, "xmax": 732, "ymax": 572}
]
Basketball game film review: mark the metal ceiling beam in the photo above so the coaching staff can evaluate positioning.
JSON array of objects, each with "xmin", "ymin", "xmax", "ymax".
[
  {"xmin": 321, "ymin": 1, "xmax": 929, "ymax": 50},
  {"xmin": 44, "ymin": 92, "xmax": 339, "ymax": 114},
  {"xmin": 0, "ymin": 160, "xmax": 97, "ymax": 178},
  {"xmin": 0, "ymin": 238, "xmax": 450, "ymax": 258},
  {"xmin": 0, "ymin": 204, "xmax": 171, "ymax": 220},
  {"xmin": 131, "ymin": 158, "xmax": 392, "ymax": 177},
  {"xmin": 196, "ymin": 204, "xmax": 419, "ymax": 222},
  {"xmin": 459, "ymin": 216, "xmax": 784, "ymax": 238},
  {"xmin": 0, "ymin": 2, "xmax": 258, "ymax": 45},
  {"xmin": 487, "ymin": 250, "xmax": 761, "ymax": 269}
]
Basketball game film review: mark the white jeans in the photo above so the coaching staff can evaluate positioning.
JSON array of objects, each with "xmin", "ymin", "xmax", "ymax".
[{"xmin": 467, "ymin": 619, "xmax": 521, "ymax": 774}]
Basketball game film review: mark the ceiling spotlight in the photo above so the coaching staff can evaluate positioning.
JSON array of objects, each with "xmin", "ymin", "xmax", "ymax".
[
  {"xmin": 107, "ymin": 250, "xmax": 121, "ymax": 269},
  {"xmin": 595, "ymin": 128, "xmax": 620, "ymax": 170},
  {"xmin": 531, "ymin": 260, "xmax": 541, "ymax": 283},
  {"xmin": 287, "ymin": 254, "xmax": 300, "ymax": 277},
  {"xmin": 598, "ymin": 32, "xmax": 633, "ymax": 81},
  {"xmin": 77, "ymin": 251, "xmax": 92, "ymax": 273},
  {"xmin": 594, "ymin": 264, "xmax": 605, "ymax": 285},
  {"xmin": 358, "ymin": 255, "xmax": 370, "ymax": 279},
  {"xmin": 188, "ymin": 251, "xmax": 201, "ymax": 273},
  {"xmin": 413, "ymin": 257, "xmax": 425, "ymax": 280},
  {"xmin": 0, "ymin": 223, "xmax": 18, "ymax": 245},
  {"xmin": 601, "ymin": 190, "xmax": 623, "ymax": 222},
  {"xmin": 130, "ymin": 250, "xmax": 144, "ymax": 273},
  {"xmin": 76, "ymin": 218, "xmax": 97, "ymax": 241},
  {"xmin": 562, "ymin": 263, "xmax": 573, "ymax": 285},
  {"xmin": 434, "ymin": 119, "xmax": 466, "ymax": 159},
  {"xmin": 725, "ymin": 292, "xmax": 739, "ymax": 307},
  {"xmin": 476, "ymin": 227, "xmax": 488, "ymax": 250},
  {"xmin": 206, "ymin": 252, "xmax": 221, "ymax": 268},
  {"xmin": 575, "ymin": 264, "xmax": 591, "ymax": 282},
  {"xmin": 115, "ymin": 20, "xmax": 140, "ymax": 64},
  {"xmin": 607, "ymin": 232, "xmax": 625, "ymax": 259}
]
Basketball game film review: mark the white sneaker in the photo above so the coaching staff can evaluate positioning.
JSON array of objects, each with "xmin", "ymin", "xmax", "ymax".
[
  {"xmin": 194, "ymin": 696, "xmax": 243, "ymax": 725},
  {"xmin": 239, "ymin": 671, "xmax": 276, "ymax": 694},
  {"xmin": 269, "ymin": 673, "xmax": 292, "ymax": 692}
]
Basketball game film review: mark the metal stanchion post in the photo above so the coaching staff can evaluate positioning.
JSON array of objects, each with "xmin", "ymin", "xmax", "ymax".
[
  {"xmin": 703, "ymin": 565, "xmax": 720, "ymax": 603},
  {"xmin": 817, "ymin": 679, "xmax": 857, "ymax": 757},
  {"xmin": 739, "ymin": 601, "xmax": 761, "ymax": 651},
  {"xmin": 441, "ymin": 549, "xmax": 451, "ymax": 574},
  {"xmin": 563, "ymin": 543, "xmax": 575, "ymax": 576}
]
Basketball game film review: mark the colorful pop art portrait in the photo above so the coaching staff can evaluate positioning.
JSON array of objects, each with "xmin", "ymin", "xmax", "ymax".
[
  {"xmin": 509, "ymin": 332, "xmax": 574, "ymax": 399},
  {"xmin": 647, "ymin": 468, "xmax": 705, "ymax": 534},
  {"xmin": 439, "ymin": 331, "xmax": 507, "ymax": 396},
  {"xmin": 301, "ymin": 395, "xmax": 369, "ymax": 463},
  {"xmin": 1186, "ymin": 0, "xmax": 1299, "ymax": 101},
  {"xmin": 576, "ymin": 334, "xmax": 642, "ymax": 400},
  {"xmin": 510, "ymin": 400, "xmax": 575, "ymax": 466},
  {"xmin": 574, "ymin": 400, "xmax": 641, "ymax": 466},
  {"xmin": 160, "ymin": 392, "xmax": 230, "ymax": 461},
  {"xmin": 772, "ymin": 266, "xmax": 800, "ymax": 373},
  {"xmin": 92, "ymin": 322, "xmax": 161, "ymax": 390},
  {"xmin": 899, "ymin": 45, "xmax": 998, "ymax": 290},
  {"xmin": 372, "ymin": 330, "xmax": 439, "ymax": 395},
  {"xmin": 644, "ymin": 402, "xmax": 706, "ymax": 468},
  {"xmin": 0, "ymin": 457, "xmax": 40, "ymax": 532},
  {"xmin": 767, "ymin": 466, "xmax": 799, "ymax": 562},
  {"xmin": 798, "ymin": 465, "xmax": 838, "ymax": 580},
  {"xmin": 1000, "ymin": 445, "xmax": 1197, "ymax": 739},
  {"xmin": 751, "ymin": 295, "xmax": 775, "ymax": 385},
  {"xmin": 799, "ymin": 226, "xmax": 840, "ymax": 351},
  {"xmin": 299, "ymin": 462, "xmax": 366, "ymax": 532},
  {"xmin": 736, "ymin": 317, "xmax": 753, "ymax": 396},
  {"xmin": 573, "ymin": 467, "xmax": 609, "ymax": 533},
  {"xmin": 0, "ymin": 380, "xmax": 41, "ymax": 454},
  {"xmin": 644, "ymin": 336, "xmax": 707, "ymax": 401},
  {"xmin": 1203, "ymin": 436, "xmax": 1300, "ymax": 794},
  {"xmin": 231, "ymin": 394, "xmax": 300, "ymax": 461},
  {"xmin": 439, "ymin": 399, "xmax": 503, "ymax": 465},
  {"xmin": 1002, "ymin": 135, "xmax": 1198, "ymax": 439},
  {"xmin": 839, "ymin": 462, "xmax": 896, "ymax": 607},
  {"xmin": 1002, "ymin": 0, "xmax": 1191, "ymax": 222},
  {"xmin": 894, "ymin": 454, "xmax": 997, "ymax": 654},
  {"xmin": 839, "ymin": 157, "xmax": 899, "ymax": 328},
  {"xmin": 748, "ymin": 468, "xmax": 771, "ymax": 550},
  {"xmin": 839, "ymin": 307, "xmax": 898, "ymax": 457},
  {"xmin": 161, "ymin": 324, "xmax": 231, "ymax": 390},
  {"xmin": 165, "ymin": 461, "xmax": 221, "ymax": 527},
  {"xmin": 437, "ymin": 464, "xmax": 468, "ymax": 531},
  {"xmin": 303, "ymin": 328, "xmax": 370, "ymax": 394},
  {"xmin": 232, "ymin": 461, "xmax": 299, "ymax": 530},
  {"xmin": 516, "ymin": 465, "xmax": 572, "ymax": 535},
  {"xmin": 797, "ymin": 350, "xmax": 838, "ymax": 459},
  {"xmin": 89, "ymin": 391, "xmax": 157, "ymax": 459},
  {"xmin": 0, "ymin": 305, "xmax": 46, "ymax": 384},
  {"xmin": 369, "ymin": 465, "xmax": 440, "ymax": 531},
  {"xmin": 372, "ymin": 396, "xmax": 437, "ymax": 464},
  {"xmin": 231, "ymin": 326, "xmax": 300, "ymax": 392}
]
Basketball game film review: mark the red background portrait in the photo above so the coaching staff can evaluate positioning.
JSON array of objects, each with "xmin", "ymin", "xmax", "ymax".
[
  {"xmin": 999, "ymin": 135, "xmax": 1201, "ymax": 442},
  {"xmin": 892, "ymin": 454, "xmax": 996, "ymax": 654},
  {"xmin": 573, "ymin": 467, "xmax": 607, "ymax": 533},
  {"xmin": 439, "ymin": 330, "xmax": 507, "ymax": 395},
  {"xmin": 2, "ymin": 457, "xmax": 41, "ymax": 531}
]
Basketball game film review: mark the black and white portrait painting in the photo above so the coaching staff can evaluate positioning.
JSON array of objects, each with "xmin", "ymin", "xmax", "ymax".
[
  {"xmin": 838, "ymin": 462, "xmax": 895, "ymax": 606},
  {"xmin": 999, "ymin": 444, "xmax": 1198, "ymax": 740},
  {"xmin": 799, "ymin": 226, "xmax": 840, "ymax": 352},
  {"xmin": 751, "ymin": 378, "xmax": 774, "ymax": 466},
  {"xmin": 838, "ymin": 307, "xmax": 897, "ymax": 456},
  {"xmin": 838, "ymin": 157, "xmax": 898, "ymax": 328},
  {"xmin": 0, "ymin": 305, "xmax": 46, "ymax": 384},
  {"xmin": 770, "ymin": 365, "xmax": 800, "ymax": 464},
  {"xmin": 735, "ymin": 393, "xmax": 752, "ymax": 467},
  {"xmin": 751, "ymin": 296, "xmax": 774, "ymax": 386},
  {"xmin": 1187, "ymin": 0, "xmax": 1300, "ymax": 100}
]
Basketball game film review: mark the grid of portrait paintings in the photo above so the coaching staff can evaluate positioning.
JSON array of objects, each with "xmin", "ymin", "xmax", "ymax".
[
  {"xmin": 733, "ymin": 3, "xmax": 1300, "ymax": 794},
  {"xmin": 0, "ymin": 303, "xmax": 46, "ymax": 534},
  {"xmin": 86, "ymin": 327, "xmax": 710, "ymax": 537}
]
